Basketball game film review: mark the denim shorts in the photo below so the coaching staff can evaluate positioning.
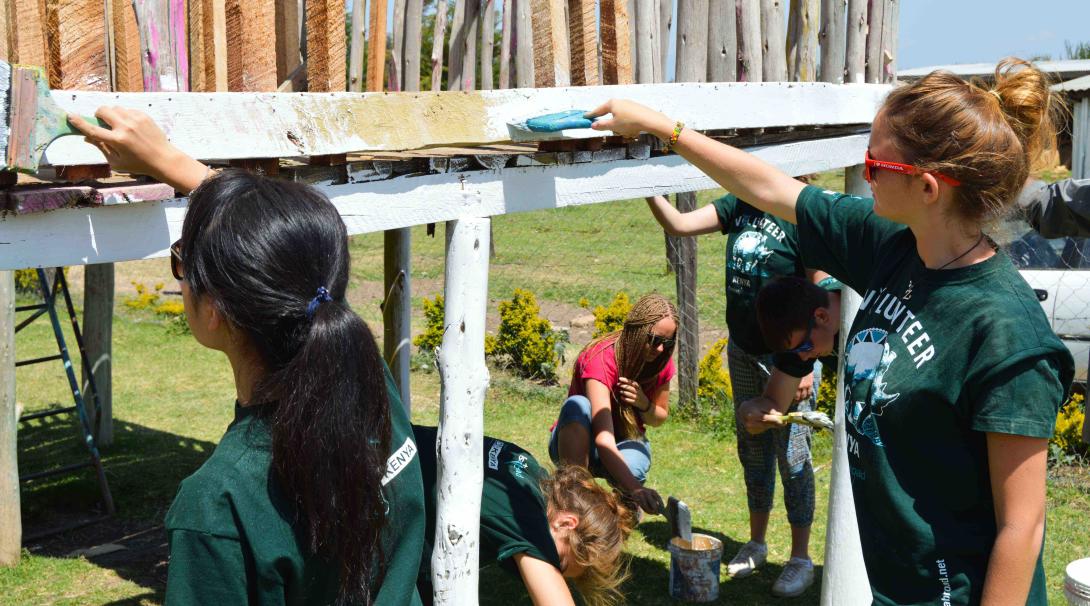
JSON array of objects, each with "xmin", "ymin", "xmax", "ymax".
[{"xmin": 547, "ymin": 394, "xmax": 652, "ymax": 484}]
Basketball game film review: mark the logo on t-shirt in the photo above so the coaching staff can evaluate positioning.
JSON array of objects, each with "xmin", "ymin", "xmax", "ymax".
[
  {"xmin": 488, "ymin": 441, "xmax": 505, "ymax": 471},
  {"xmin": 730, "ymin": 231, "xmax": 775, "ymax": 276},
  {"xmin": 382, "ymin": 437, "xmax": 418, "ymax": 486},
  {"xmin": 845, "ymin": 328, "xmax": 901, "ymax": 448}
]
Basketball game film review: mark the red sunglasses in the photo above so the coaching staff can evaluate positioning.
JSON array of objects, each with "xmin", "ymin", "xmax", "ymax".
[{"xmin": 864, "ymin": 150, "xmax": 962, "ymax": 187}]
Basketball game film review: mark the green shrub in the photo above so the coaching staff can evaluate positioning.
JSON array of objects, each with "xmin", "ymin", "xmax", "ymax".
[
  {"xmin": 592, "ymin": 292, "xmax": 631, "ymax": 337},
  {"xmin": 697, "ymin": 337, "xmax": 733, "ymax": 404},
  {"xmin": 14, "ymin": 269, "xmax": 40, "ymax": 294},
  {"xmin": 413, "ymin": 294, "xmax": 445, "ymax": 353},
  {"xmin": 1052, "ymin": 392, "xmax": 1087, "ymax": 464},
  {"xmin": 816, "ymin": 368, "xmax": 837, "ymax": 417},
  {"xmin": 492, "ymin": 289, "xmax": 563, "ymax": 382},
  {"xmin": 123, "ymin": 281, "xmax": 188, "ymax": 333}
]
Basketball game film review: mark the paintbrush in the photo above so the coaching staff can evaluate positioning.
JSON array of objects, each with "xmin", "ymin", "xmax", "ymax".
[
  {"xmin": 664, "ymin": 496, "xmax": 693, "ymax": 543},
  {"xmin": 0, "ymin": 60, "xmax": 105, "ymax": 174},
  {"xmin": 506, "ymin": 109, "xmax": 596, "ymax": 141},
  {"xmin": 767, "ymin": 410, "xmax": 834, "ymax": 431}
]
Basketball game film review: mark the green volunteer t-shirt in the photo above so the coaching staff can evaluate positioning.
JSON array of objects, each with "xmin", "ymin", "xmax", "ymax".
[
  {"xmin": 713, "ymin": 194, "xmax": 806, "ymax": 355},
  {"xmin": 413, "ymin": 425, "xmax": 561, "ymax": 586},
  {"xmin": 795, "ymin": 185, "xmax": 1073, "ymax": 605},
  {"xmin": 163, "ymin": 366, "xmax": 426, "ymax": 606}
]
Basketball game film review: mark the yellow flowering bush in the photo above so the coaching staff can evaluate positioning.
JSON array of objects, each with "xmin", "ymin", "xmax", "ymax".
[
  {"xmin": 592, "ymin": 292, "xmax": 631, "ymax": 337},
  {"xmin": 1052, "ymin": 392, "xmax": 1087, "ymax": 458}
]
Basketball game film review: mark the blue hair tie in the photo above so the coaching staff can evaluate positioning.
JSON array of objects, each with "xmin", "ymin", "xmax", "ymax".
[{"xmin": 306, "ymin": 286, "xmax": 333, "ymax": 319}]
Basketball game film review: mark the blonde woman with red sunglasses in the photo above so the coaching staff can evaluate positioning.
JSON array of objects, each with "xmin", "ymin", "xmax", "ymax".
[{"xmin": 588, "ymin": 58, "xmax": 1073, "ymax": 605}]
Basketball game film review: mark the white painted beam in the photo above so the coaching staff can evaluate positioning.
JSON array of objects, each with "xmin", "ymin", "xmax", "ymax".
[
  {"xmin": 41, "ymin": 82, "xmax": 888, "ymax": 165},
  {"xmin": 0, "ymin": 134, "xmax": 869, "ymax": 270}
]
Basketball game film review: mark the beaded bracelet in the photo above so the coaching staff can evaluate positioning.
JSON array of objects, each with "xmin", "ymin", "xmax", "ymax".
[{"xmin": 662, "ymin": 121, "xmax": 685, "ymax": 153}]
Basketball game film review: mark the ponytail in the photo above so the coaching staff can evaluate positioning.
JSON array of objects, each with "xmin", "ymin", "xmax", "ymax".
[{"xmin": 180, "ymin": 170, "xmax": 392, "ymax": 604}]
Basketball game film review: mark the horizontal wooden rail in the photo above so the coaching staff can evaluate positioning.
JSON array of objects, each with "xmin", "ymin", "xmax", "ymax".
[
  {"xmin": 1, "ymin": 133, "xmax": 867, "ymax": 270},
  {"xmin": 41, "ymin": 82, "xmax": 889, "ymax": 166}
]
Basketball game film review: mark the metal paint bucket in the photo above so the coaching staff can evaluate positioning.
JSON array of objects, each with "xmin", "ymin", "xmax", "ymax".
[
  {"xmin": 668, "ymin": 533, "xmax": 723, "ymax": 602},
  {"xmin": 1065, "ymin": 558, "xmax": 1090, "ymax": 606}
]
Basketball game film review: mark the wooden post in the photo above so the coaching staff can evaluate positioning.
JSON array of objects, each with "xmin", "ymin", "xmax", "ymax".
[
  {"xmin": 384, "ymin": 229, "xmax": 413, "ymax": 413},
  {"xmin": 0, "ymin": 270, "xmax": 19, "ymax": 566},
  {"xmin": 844, "ymin": 0, "xmax": 865, "ymax": 83},
  {"xmin": 880, "ymin": 0, "xmax": 897, "ymax": 83},
  {"xmin": 760, "ymin": 0, "xmax": 787, "ymax": 81},
  {"xmin": 634, "ymin": 0, "xmax": 661, "ymax": 83},
  {"xmin": 447, "ymin": 0, "xmax": 467, "ymax": 90},
  {"xmin": 308, "ymin": 0, "xmax": 348, "ymax": 92},
  {"xmin": 348, "ymin": 0, "xmax": 366, "ymax": 92},
  {"xmin": 1074, "ymin": 98, "xmax": 1089, "ymax": 180},
  {"xmin": 82, "ymin": 264, "xmax": 113, "ymax": 446},
  {"xmin": 188, "ymin": 0, "xmax": 228, "ymax": 91},
  {"xmin": 568, "ymin": 0, "xmax": 598, "ymax": 86},
  {"xmin": 112, "ymin": 0, "xmax": 144, "ymax": 91},
  {"xmin": 863, "ymin": 0, "xmax": 883, "ymax": 84},
  {"xmin": 820, "ymin": 166, "xmax": 872, "ymax": 606},
  {"xmin": 431, "ymin": 0, "xmax": 448, "ymax": 90},
  {"xmin": 274, "ymin": 0, "xmax": 303, "ymax": 89},
  {"xmin": 367, "ymin": 0, "xmax": 389, "ymax": 92},
  {"xmin": 819, "ymin": 0, "xmax": 846, "ymax": 83},
  {"xmin": 480, "ymin": 0, "xmax": 496, "ymax": 89},
  {"xmin": 393, "ymin": 0, "xmax": 407, "ymax": 90},
  {"xmin": 788, "ymin": 0, "xmax": 818, "ymax": 81},
  {"xmin": 672, "ymin": 0, "xmax": 707, "ymax": 415},
  {"xmin": 514, "ymin": 0, "xmax": 533, "ymax": 87},
  {"xmin": 601, "ymin": 0, "xmax": 634, "ymax": 85},
  {"xmin": 9, "ymin": 0, "xmax": 50, "ymax": 72},
  {"xmin": 432, "ymin": 214, "xmax": 491, "ymax": 605},
  {"xmin": 659, "ymin": 0, "xmax": 673, "ymax": 80},
  {"xmin": 499, "ymin": 0, "xmax": 513, "ymax": 88},
  {"xmin": 225, "ymin": 0, "xmax": 276, "ymax": 91},
  {"xmin": 404, "ymin": 0, "xmax": 423, "ymax": 91},
  {"xmin": 460, "ymin": 0, "xmax": 479, "ymax": 90},
  {"xmin": 131, "ymin": 0, "xmax": 189, "ymax": 91},
  {"xmin": 46, "ymin": 0, "xmax": 110, "ymax": 90},
  {"xmin": 738, "ymin": 0, "xmax": 762, "ymax": 82},
  {"xmin": 531, "ymin": 0, "xmax": 570, "ymax": 87},
  {"xmin": 707, "ymin": 0, "xmax": 736, "ymax": 82}
]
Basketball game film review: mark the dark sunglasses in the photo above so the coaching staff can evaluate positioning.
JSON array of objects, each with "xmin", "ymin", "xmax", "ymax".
[
  {"xmin": 784, "ymin": 315, "xmax": 815, "ymax": 354},
  {"xmin": 170, "ymin": 239, "xmax": 185, "ymax": 281},
  {"xmin": 648, "ymin": 333, "xmax": 676, "ymax": 349}
]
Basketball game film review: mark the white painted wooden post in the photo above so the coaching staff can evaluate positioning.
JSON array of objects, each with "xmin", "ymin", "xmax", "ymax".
[
  {"xmin": 82, "ymin": 263, "xmax": 113, "ymax": 446},
  {"xmin": 821, "ymin": 165, "xmax": 872, "ymax": 605},
  {"xmin": 383, "ymin": 229, "xmax": 412, "ymax": 413},
  {"xmin": 1073, "ymin": 97, "xmax": 1088, "ymax": 180},
  {"xmin": 432, "ymin": 212, "xmax": 491, "ymax": 605},
  {"xmin": 0, "ymin": 270, "xmax": 20, "ymax": 566}
]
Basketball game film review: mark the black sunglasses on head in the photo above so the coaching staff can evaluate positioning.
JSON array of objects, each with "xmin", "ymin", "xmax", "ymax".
[
  {"xmin": 170, "ymin": 239, "xmax": 185, "ymax": 281},
  {"xmin": 647, "ymin": 333, "xmax": 676, "ymax": 349}
]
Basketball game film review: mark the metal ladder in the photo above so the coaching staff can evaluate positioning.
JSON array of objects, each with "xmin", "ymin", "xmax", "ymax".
[{"xmin": 15, "ymin": 267, "xmax": 115, "ymax": 538}]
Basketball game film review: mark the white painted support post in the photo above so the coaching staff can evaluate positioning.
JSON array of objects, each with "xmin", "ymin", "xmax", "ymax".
[
  {"xmin": 432, "ymin": 213, "xmax": 491, "ymax": 605},
  {"xmin": 1073, "ymin": 98, "xmax": 1088, "ymax": 180},
  {"xmin": 0, "ymin": 270, "xmax": 19, "ymax": 566},
  {"xmin": 82, "ymin": 264, "xmax": 113, "ymax": 446},
  {"xmin": 821, "ymin": 165, "xmax": 872, "ymax": 605},
  {"xmin": 383, "ymin": 229, "xmax": 412, "ymax": 413}
]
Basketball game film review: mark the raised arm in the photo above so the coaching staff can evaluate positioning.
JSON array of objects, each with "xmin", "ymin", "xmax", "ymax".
[
  {"xmin": 645, "ymin": 195, "xmax": 722, "ymax": 236},
  {"xmin": 589, "ymin": 100, "xmax": 806, "ymax": 224}
]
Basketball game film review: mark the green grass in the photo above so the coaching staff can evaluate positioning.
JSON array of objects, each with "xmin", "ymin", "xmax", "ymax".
[{"xmin": 2, "ymin": 181, "xmax": 1087, "ymax": 604}]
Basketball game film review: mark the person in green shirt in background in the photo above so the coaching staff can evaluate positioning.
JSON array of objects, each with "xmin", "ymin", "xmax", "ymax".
[
  {"xmin": 69, "ymin": 110, "xmax": 427, "ymax": 605},
  {"xmin": 586, "ymin": 57, "xmax": 1073, "ymax": 605},
  {"xmin": 413, "ymin": 426, "xmax": 633, "ymax": 606}
]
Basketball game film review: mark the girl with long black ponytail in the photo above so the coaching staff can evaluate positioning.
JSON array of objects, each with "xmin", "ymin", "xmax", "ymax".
[{"xmin": 70, "ymin": 109, "xmax": 427, "ymax": 605}]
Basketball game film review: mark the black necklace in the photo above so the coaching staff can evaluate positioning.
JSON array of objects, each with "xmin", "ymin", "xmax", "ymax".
[{"xmin": 903, "ymin": 233, "xmax": 987, "ymax": 301}]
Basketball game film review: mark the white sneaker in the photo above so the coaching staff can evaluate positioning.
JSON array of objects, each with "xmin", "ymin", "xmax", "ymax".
[
  {"xmin": 772, "ymin": 557, "xmax": 815, "ymax": 598},
  {"xmin": 726, "ymin": 540, "xmax": 767, "ymax": 578}
]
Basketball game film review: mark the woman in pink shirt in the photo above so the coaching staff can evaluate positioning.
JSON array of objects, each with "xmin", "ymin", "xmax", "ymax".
[{"xmin": 548, "ymin": 294, "xmax": 677, "ymax": 517}]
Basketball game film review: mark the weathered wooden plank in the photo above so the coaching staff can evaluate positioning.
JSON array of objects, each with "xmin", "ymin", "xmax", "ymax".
[
  {"xmin": 635, "ymin": 0, "xmax": 661, "ymax": 83},
  {"xmin": 499, "ymin": 0, "xmax": 513, "ymax": 88},
  {"xmin": 0, "ymin": 270, "xmax": 18, "ymax": 566},
  {"xmin": 880, "ymin": 0, "xmax": 897, "ymax": 83},
  {"xmin": 404, "ymin": 0, "xmax": 423, "ymax": 91},
  {"xmin": 531, "ymin": 0, "xmax": 569, "ymax": 87},
  {"xmin": 368, "ymin": 0, "xmax": 389, "ymax": 91},
  {"xmin": 132, "ymin": 0, "xmax": 189, "ymax": 92},
  {"xmin": 5, "ymin": 181, "xmax": 176, "ymax": 214},
  {"xmin": 82, "ymin": 262, "xmax": 113, "ymax": 446},
  {"xmin": 568, "ymin": 0, "xmax": 598, "ymax": 86},
  {"xmin": 760, "ymin": 0, "xmax": 787, "ymax": 81},
  {"xmin": 275, "ymin": 0, "xmax": 303, "ymax": 88},
  {"xmin": 348, "ymin": 0, "xmax": 366, "ymax": 91},
  {"xmin": 383, "ymin": 227, "xmax": 412, "ymax": 410},
  {"xmin": 788, "ymin": 0, "xmax": 818, "ymax": 81},
  {"xmin": 676, "ymin": 0, "xmax": 708, "ymax": 83},
  {"xmin": 309, "ymin": 0, "xmax": 347, "ymax": 92},
  {"xmin": 659, "ymin": 0, "xmax": 673, "ymax": 78},
  {"xmin": 863, "ymin": 0, "xmax": 883, "ymax": 83},
  {"xmin": 393, "ymin": 0, "xmax": 407, "ymax": 90},
  {"xmin": 738, "ymin": 0, "xmax": 762, "ymax": 82},
  {"xmin": 40, "ymin": 82, "xmax": 890, "ymax": 166},
  {"xmin": 46, "ymin": 0, "xmax": 109, "ymax": 90},
  {"xmin": 446, "ymin": 0, "xmax": 466, "ymax": 90},
  {"xmin": 707, "ymin": 0, "xmax": 737, "ymax": 82},
  {"xmin": 10, "ymin": 0, "xmax": 49, "ymax": 70},
  {"xmin": 8, "ymin": 134, "xmax": 870, "ymax": 269},
  {"xmin": 225, "ymin": 0, "xmax": 276, "ymax": 91},
  {"xmin": 188, "ymin": 0, "xmax": 228, "ymax": 92},
  {"xmin": 431, "ymin": 0, "xmax": 448, "ymax": 91},
  {"xmin": 844, "ymin": 0, "xmax": 865, "ymax": 83},
  {"xmin": 514, "ymin": 0, "xmax": 533, "ymax": 87},
  {"xmin": 480, "ymin": 0, "xmax": 496, "ymax": 89},
  {"xmin": 112, "ymin": 0, "xmax": 144, "ymax": 92},
  {"xmin": 0, "ymin": 0, "xmax": 9, "ymax": 61},
  {"xmin": 601, "ymin": 0, "xmax": 634, "ymax": 85},
  {"xmin": 819, "ymin": 0, "xmax": 846, "ymax": 84}
]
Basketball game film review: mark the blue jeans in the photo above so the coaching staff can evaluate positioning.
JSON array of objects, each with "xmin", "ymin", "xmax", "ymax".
[{"xmin": 548, "ymin": 395, "xmax": 652, "ymax": 484}]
